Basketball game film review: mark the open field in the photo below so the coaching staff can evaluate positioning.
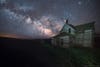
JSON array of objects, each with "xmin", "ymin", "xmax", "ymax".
[
  {"xmin": 44, "ymin": 44, "xmax": 100, "ymax": 67},
  {"xmin": 0, "ymin": 37, "xmax": 100, "ymax": 67}
]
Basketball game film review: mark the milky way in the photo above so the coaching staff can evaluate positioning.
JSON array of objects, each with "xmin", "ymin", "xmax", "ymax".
[{"xmin": 0, "ymin": 0, "xmax": 100, "ymax": 39}]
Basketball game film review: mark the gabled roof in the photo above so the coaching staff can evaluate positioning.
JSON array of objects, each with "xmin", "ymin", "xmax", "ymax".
[
  {"xmin": 60, "ymin": 22, "xmax": 76, "ymax": 33},
  {"xmin": 75, "ymin": 21, "xmax": 95, "ymax": 33},
  {"xmin": 52, "ymin": 20, "xmax": 76, "ymax": 38}
]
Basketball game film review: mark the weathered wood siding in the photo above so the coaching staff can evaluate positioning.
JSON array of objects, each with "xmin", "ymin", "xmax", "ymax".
[
  {"xmin": 83, "ymin": 29, "xmax": 93, "ymax": 47},
  {"xmin": 62, "ymin": 24, "xmax": 75, "ymax": 35},
  {"xmin": 76, "ymin": 29, "xmax": 93, "ymax": 47}
]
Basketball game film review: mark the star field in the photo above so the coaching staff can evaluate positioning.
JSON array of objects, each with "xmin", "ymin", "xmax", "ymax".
[{"xmin": 0, "ymin": 0, "xmax": 100, "ymax": 38}]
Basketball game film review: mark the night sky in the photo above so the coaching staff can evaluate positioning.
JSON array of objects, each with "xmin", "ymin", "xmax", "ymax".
[{"xmin": 0, "ymin": 0, "xmax": 100, "ymax": 39}]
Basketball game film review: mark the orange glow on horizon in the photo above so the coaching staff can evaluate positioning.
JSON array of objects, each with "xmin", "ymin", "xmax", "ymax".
[{"xmin": 0, "ymin": 33, "xmax": 32, "ymax": 39}]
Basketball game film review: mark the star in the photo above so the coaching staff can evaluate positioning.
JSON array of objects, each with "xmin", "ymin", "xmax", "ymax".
[{"xmin": 78, "ymin": 1, "xmax": 82, "ymax": 5}]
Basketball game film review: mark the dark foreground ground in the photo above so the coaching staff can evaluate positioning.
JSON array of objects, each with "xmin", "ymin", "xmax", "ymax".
[{"xmin": 0, "ymin": 37, "xmax": 100, "ymax": 67}]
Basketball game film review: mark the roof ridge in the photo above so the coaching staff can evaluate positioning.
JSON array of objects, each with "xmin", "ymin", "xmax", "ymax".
[{"xmin": 75, "ymin": 21, "xmax": 95, "ymax": 27}]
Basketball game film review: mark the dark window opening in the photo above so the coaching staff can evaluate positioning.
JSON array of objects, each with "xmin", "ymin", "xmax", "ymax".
[
  {"xmin": 61, "ymin": 39, "xmax": 63, "ymax": 46},
  {"xmin": 68, "ymin": 28, "xmax": 71, "ymax": 33}
]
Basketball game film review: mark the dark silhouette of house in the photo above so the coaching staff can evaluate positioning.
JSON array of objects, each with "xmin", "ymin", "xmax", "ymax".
[{"xmin": 51, "ymin": 20, "xmax": 95, "ymax": 47}]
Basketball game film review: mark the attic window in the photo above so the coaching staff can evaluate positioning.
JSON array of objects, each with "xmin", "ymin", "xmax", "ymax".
[{"xmin": 68, "ymin": 28, "xmax": 71, "ymax": 33}]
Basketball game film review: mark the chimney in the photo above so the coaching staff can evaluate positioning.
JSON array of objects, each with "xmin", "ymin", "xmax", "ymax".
[
  {"xmin": 66, "ymin": 19, "xmax": 68, "ymax": 24},
  {"xmin": 64, "ymin": 19, "xmax": 68, "ymax": 24}
]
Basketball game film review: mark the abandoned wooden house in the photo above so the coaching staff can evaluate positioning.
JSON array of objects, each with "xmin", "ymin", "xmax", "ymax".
[{"xmin": 51, "ymin": 20, "xmax": 95, "ymax": 47}]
